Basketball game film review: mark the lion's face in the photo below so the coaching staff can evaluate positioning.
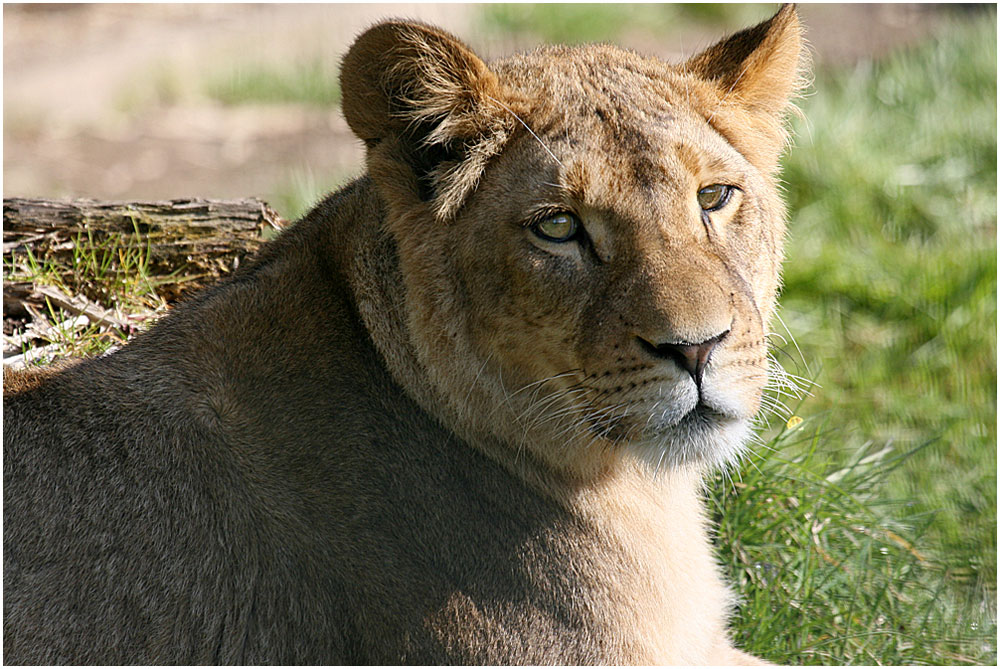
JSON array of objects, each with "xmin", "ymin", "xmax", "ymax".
[
  {"xmin": 342, "ymin": 11, "xmax": 804, "ymax": 475},
  {"xmin": 448, "ymin": 67, "xmax": 783, "ymax": 470}
]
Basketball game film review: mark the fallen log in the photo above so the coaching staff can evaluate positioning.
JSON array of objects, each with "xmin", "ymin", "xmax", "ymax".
[{"xmin": 3, "ymin": 197, "xmax": 287, "ymax": 302}]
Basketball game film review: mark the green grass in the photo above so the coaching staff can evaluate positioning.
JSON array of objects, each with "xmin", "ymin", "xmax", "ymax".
[
  {"xmin": 711, "ymin": 13, "xmax": 998, "ymax": 662},
  {"xmin": 204, "ymin": 59, "xmax": 340, "ymax": 107},
  {"xmin": 775, "ymin": 13, "xmax": 997, "ymax": 604},
  {"xmin": 710, "ymin": 420, "xmax": 995, "ymax": 664},
  {"xmin": 713, "ymin": 13, "xmax": 998, "ymax": 662}
]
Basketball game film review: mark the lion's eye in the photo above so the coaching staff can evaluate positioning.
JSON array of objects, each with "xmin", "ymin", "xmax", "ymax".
[
  {"xmin": 531, "ymin": 212, "xmax": 580, "ymax": 243},
  {"xmin": 697, "ymin": 184, "xmax": 734, "ymax": 211}
]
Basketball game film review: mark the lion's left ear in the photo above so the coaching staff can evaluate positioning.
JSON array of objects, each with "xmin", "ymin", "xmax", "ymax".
[
  {"xmin": 683, "ymin": 4, "xmax": 809, "ymax": 174},
  {"xmin": 340, "ymin": 21, "xmax": 514, "ymax": 220}
]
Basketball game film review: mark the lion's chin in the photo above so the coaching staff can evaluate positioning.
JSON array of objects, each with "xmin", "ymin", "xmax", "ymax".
[{"xmin": 612, "ymin": 404, "xmax": 751, "ymax": 471}]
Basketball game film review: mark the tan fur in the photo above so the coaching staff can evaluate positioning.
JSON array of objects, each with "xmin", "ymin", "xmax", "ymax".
[{"xmin": 4, "ymin": 7, "xmax": 805, "ymax": 664}]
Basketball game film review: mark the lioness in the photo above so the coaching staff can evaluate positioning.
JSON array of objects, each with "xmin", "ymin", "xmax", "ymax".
[{"xmin": 4, "ymin": 6, "xmax": 806, "ymax": 664}]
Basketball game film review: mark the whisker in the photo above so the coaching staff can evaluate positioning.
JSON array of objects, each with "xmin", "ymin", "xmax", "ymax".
[
  {"xmin": 485, "ymin": 95, "xmax": 565, "ymax": 169},
  {"xmin": 463, "ymin": 352, "xmax": 494, "ymax": 407},
  {"xmin": 510, "ymin": 369, "xmax": 582, "ymax": 398},
  {"xmin": 773, "ymin": 311, "xmax": 812, "ymax": 377}
]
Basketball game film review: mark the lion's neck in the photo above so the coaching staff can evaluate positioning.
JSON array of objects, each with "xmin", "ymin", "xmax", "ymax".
[
  {"xmin": 345, "ymin": 197, "xmax": 535, "ymax": 476},
  {"xmin": 346, "ymin": 198, "xmax": 567, "ymax": 489}
]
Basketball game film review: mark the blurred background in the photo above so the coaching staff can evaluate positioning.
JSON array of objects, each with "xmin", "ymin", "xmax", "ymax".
[
  {"xmin": 1, "ymin": 4, "xmax": 977, "ymax": 208},
  {"xmin": 4, "ymin": 2, "xmax": 997, "ymax": 662}
]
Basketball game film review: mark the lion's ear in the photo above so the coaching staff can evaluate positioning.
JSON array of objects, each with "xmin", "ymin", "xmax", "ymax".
[
  {"xmin": 683, "ymin": 4, "xmax": 808, "ymax": 173},
  {"xmin": 340, "ymin": 21, "xmax": 512, "ymax": 219}
]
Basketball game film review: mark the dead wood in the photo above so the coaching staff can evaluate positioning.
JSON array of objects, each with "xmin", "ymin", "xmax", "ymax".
[{"xmin": 3, "ymin": 197, "xmax": 287, "ymax": 301}]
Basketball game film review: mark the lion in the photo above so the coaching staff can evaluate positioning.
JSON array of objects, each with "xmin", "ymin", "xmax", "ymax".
[{"xmin": 4, "ymin": 6, "xmax": 806, "ymax": 664}]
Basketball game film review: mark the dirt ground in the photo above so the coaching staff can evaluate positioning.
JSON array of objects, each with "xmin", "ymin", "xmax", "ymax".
[{"xmin": 3, "ymin": 3, "xmax": 955, "ymax": 215}]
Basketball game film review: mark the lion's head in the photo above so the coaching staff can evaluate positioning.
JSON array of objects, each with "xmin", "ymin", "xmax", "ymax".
[{"xmin": 341, "ymin": 7, "xmax": 806, "ymax": 479}]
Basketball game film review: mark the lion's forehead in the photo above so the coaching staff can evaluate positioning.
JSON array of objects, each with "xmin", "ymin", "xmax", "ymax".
[
  {"xmin": 480, "ymin": 44, "xmax": 777, "ymax": 291},
  {"xmin": 493, "ymin": 54, "xmax": 749, "ymax": 208},
  {"xmin": 495, "ymin": 44, "xmax": 698, "ymax": 121}
]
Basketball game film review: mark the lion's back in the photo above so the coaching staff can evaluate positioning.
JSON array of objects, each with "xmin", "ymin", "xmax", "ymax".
[{"xmin": 2, "ymin": 297, "xmax": 362, "ymax": 663}]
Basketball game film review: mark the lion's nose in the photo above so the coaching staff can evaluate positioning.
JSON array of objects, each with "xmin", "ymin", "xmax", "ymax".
[{"xmin": 639, "ymin": 329, "xmax": 730, "ymax": 386}]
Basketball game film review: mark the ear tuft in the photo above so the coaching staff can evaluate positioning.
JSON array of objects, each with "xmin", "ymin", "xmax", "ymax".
[{"xmin": 683, "ymin": 4, "xmax": 810, "ymax": 173}]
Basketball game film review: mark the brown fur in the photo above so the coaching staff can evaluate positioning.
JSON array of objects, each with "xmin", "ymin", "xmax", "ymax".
[{"xmin": 4, "ymin": 7, "xmax": 806, "ymax": 664}]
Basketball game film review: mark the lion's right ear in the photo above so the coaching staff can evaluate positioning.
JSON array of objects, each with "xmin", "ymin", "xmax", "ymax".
[{"xmin": 340, "ymin": 21, "xmax": 513, "ymax": 219}]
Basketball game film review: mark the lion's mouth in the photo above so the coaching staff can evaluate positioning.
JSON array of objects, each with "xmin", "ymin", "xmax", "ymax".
[
  {"xmin": 583, "ymin": 398, "xmax": 749, "ymax": 468},
  {"xmin": 676, "ymin": 402, "xmax": 729, "ymax": 429},
  {"xmin": 583, "ymin": 400, "xmax": 735, "ymax": 443}
]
